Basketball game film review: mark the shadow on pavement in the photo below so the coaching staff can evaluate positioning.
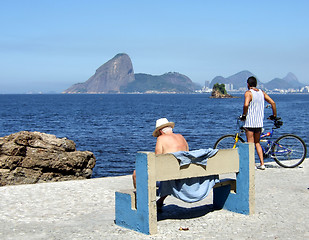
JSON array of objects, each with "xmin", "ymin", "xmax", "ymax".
[{"xmin": 157, "ymin": 204, "xmax": 216, "ymax": 221}]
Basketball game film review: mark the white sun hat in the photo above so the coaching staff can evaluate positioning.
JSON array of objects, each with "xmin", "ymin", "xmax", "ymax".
[{"xmin": 152, "ymin": 118, "xmax": 175, "ymax": 137}]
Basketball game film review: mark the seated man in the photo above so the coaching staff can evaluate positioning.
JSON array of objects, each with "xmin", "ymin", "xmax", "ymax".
[
  {"xmin": 133, "ymin": 118, "xmax": 218, "ymax": 209},
  {"xmin": 132, "ymin": 118, "xmax": 189, "ymax": 206}
]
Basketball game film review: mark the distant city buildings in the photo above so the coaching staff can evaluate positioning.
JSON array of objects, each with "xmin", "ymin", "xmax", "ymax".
[
  {"xmin": 300, "ymin": 86, "xmax": 309, "ymax": 93},
  {"xmin": 267, "ymin": 86, "xmax": 309, "ymax": 94},
  {"xmin": 199, "ymin": 86, "xmax": 212, "ymax": 93},
  {"xmin": 197, "ymin": 81, "xmax": 309, "ymax": 94},
  {"xmin": 197, "ymin": 80, "xmax": 212, "ymax": 93},
  {"xmin": 198, "ymin": 79, "xmax": 309, "ymax": 94},
  {"xmin": 224, "ymin": 83, "xmax": 233, "ymax": 91}
]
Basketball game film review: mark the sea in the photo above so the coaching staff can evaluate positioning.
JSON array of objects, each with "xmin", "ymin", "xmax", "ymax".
[{"xmin": 0, "ymin": 93, "xmax": 308, "ymax": 178}]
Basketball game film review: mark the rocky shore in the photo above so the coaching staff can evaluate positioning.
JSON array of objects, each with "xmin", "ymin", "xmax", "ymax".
[
  {"xmin": 0, "ymin": 131, "xmax": 96, "ymax": 186},
  {"xmin": 210, "ymin": 89, "xmax": 239, "ymax": 98},
  {"xmin": 0, "ymin": 159, "xmax": 308, "ymax": 239}
]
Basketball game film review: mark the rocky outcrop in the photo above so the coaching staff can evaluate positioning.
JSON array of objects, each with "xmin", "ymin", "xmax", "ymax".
[
  {"xmin": 0, "ymin": 131, "xmax": 96, "ymax": 186},
  {"xmin": 210, "ymin": 90, "xmax": 235, "ymax": 98},
  {"xmin": 63, "ymin": 53, "xmax": 135, "ymax": 93}
]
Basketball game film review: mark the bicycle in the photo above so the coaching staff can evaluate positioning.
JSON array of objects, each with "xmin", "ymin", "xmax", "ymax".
[{"xmin": 213, "ymin": 117, "xmax": 307, "ymax": 168}]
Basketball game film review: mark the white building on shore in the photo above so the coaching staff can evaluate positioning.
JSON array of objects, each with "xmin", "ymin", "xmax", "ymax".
[{"xmin": 300, "ymin": 86, "xmax": 309, "ymax": 93}]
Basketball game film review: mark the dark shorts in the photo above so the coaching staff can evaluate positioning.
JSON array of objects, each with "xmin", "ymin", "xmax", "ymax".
[{"xmin": 245, "ymin": 127, "xmax": 262, "ymax": 133}]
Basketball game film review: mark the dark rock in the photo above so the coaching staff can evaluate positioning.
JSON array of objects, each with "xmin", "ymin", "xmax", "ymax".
[
  {"xmin": 0, "ymin": 131, "xmax": 96, "ymax": 186},
  {"xmin": 210, "ymin": 90, "xmax": 236, "ymax": 98}
]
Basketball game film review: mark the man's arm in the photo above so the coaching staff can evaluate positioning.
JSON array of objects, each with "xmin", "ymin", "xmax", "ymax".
[
  {"xmin": 263, "ymin": 91, "xmax": 277, "ymax": 117},
  {"xmin": 242, "ymin": 90, "xmax": 252, "ymax": 116},
  {"xmin": 183, "ymin": 136, "xmax": 189, "ymax": 151}
]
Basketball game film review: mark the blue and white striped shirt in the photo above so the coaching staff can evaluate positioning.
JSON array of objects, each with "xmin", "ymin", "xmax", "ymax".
[{"xmin": 244, "ymin": 89, "xmax": 265, "ymax": 128}]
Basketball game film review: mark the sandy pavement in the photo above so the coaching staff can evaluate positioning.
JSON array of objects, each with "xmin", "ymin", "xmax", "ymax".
[{"xmin": 0, "ymin": 159, "xmax": 308, "ymax": 240}]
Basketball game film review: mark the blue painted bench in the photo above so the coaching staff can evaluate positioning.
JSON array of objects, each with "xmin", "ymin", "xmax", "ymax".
[{"xmin": 115, "ymin": 142, "xmax": 255, "ymax": 235}]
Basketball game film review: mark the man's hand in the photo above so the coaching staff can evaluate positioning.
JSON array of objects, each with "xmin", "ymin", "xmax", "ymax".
[
  {"xmin": 239, "ymin": 114, "xmax": 246, "ymax": 121},
  {"xmin": 268, "ymin": 115, "xmax": 280, "ymax": 121}
]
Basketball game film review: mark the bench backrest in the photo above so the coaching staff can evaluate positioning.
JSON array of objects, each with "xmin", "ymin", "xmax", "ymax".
[{"xmin": 153, "ymin": 148, "xmax": 239, "ymax": 181}]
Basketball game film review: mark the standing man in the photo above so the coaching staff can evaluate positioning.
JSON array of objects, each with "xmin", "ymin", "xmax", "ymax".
[
  {"xmin": 132, "ymin": 118, "xmax": 189, "ymax": 206},
  {"xmin": 241, "ymin": 76, "xmax": 277, "ymax": 170}
]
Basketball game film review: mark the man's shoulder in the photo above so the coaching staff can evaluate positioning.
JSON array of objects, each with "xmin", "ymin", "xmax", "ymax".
[
  {"xmin": 157, "ymin": 134, "xmax": 170, "ymax": 141},
  {"xmin": 159, "ymin": 133, "xmax": 176, "ymax": 138},
  {"xmin": 171, "ymin": 133, "xmax": 185, "ymax": 138},
  {"xmin": 245, "ymin": 90, "xmax": 253, "ymax": 97},
  {"xmin": 174, "ymin": 133, "xmax": 183, "ymax": 136},
  {"xmin": 158, "ymin": 133, "xmax": 184, "ymax": 140},
  {"xmin": 175, "ymin": 133, "xmax": 185, "ymax": 138}
]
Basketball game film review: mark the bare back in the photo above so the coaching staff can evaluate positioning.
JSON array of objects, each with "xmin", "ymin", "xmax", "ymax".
[{"xmin": 155, "ymin": 133, "xmax": 189, "ymax": 154}]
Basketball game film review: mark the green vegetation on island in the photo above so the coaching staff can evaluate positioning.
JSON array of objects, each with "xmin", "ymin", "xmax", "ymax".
[
  {"xmin": 210, "ymin": 83, "xmax": 237, "ymax": 98},
  {"xmin": 212, "ymin": 83, "xmax": 227, "ymax": 95}
]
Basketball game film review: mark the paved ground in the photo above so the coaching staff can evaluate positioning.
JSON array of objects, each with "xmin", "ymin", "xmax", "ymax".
[{"xmin": 0, "ymin": 159, "xmax": 308, "ymax": 240}]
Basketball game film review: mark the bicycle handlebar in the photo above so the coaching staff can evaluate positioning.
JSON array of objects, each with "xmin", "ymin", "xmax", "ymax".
[
  {"xmin": 237, "ymin": 115, "xmax": 283, "ymax": 129},
  {"xmin": 273, "ymin": 119, "xmax": 283, "ymax": 128},
  {"xmin": 267, "ymin": 115, "xmax": 283, "ymax": 129},
  {"xmin": 267, "ymin": 115, "xmax": 281, "ymax": 121}
]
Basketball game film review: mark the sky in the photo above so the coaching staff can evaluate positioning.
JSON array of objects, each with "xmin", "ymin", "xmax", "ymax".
[{"xmin": 0, "ymin": 0, "xmax": 308, "ymax": 93}]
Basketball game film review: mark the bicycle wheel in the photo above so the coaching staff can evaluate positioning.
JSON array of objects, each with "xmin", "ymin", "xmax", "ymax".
[
  {"xmin": 272, "ymin": 134, "xmax": 307, "ymax": 168},
  {"xmin": 214, "ymin": 134, "xmax": 245, "ymax": 149}
]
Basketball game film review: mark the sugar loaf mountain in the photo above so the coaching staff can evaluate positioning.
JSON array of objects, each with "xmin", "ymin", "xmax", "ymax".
[
  {"xmin": 63, "ymin": 53, "xmax": 306, "ymax": 94},
  {"xmin": 63, "ymin": 53, "xmax": 199, "ymax": 94}
]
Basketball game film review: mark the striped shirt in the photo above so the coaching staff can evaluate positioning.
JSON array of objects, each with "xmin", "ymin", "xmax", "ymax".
[{"xmin": 244, "ymin": 89, "xmax": 265, "ymax": 128}]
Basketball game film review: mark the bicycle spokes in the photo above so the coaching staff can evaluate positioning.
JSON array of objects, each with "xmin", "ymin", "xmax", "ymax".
[{"xmin": 272, "ymin": 134, "xmax": 306, "ymax": 168}]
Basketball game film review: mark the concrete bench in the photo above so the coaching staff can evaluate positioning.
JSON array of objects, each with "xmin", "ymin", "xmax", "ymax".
[{"xmin": 115, "ymin": 142, "xmax": 255, "ymax": 235}]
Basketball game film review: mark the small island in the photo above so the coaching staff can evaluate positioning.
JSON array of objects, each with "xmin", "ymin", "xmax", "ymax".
[{"xmin": 210, "ymin": 83, "xmax": 238, "ymax": 98}]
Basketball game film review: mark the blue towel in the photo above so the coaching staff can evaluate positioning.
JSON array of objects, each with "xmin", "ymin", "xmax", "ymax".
[
  {"xmin": 158, "ymin": 149, "xmax": 219, "ymax": 203},
  {"xmin": 172, "ymin": 148, "xmax": 218, "ymax": 166}
]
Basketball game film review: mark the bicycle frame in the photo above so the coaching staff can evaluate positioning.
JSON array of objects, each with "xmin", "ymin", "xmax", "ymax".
[
  {"xmin": 260, "ymin": 126, "xmax": 292, "ymax": 159},
  {"xmin": 233, "ymin": 133, "xmax": 239, "ymax": 148},
  {"xmin": 260, "ymin": 129, "xmax": 274, "ymax": 158},
  {"xmin": 233, "ymin": 119, "xmax": 245, "ymax": 148}
]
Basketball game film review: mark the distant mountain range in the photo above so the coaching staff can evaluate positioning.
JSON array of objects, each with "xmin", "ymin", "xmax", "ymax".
[
  {"xmin": 262, "ymin": 73, "xmax": 304, "ymax": 90},
  {"xmin": 122, "ymin": 72, "xmax": 199, "ymax": 93},
  {"xmin": 63, "ymin": 53, "xmax": 306, "ymax": 94},
  {"xmin": 210, "ymin": 71, "xmax": 305, "ymax": 90}
]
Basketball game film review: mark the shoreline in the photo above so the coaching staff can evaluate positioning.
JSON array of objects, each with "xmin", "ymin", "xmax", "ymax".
[
  {"xmin": 0, "ymin": 159, "xmax": 308, "ymax": 239},
  {"xmin": 1, "ymin": 92, "xmax": 309, "ymax": 95}
]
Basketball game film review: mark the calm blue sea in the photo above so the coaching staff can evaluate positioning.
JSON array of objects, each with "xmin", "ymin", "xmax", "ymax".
[{"xmin": 0, "ymin": 93, "xmax": 308, "ymax": 177}]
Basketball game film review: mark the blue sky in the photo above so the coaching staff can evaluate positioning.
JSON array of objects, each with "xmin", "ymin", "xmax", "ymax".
[{"xmin": 1, "ymin": 0, "xmax": 308, "ymax": 93}]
